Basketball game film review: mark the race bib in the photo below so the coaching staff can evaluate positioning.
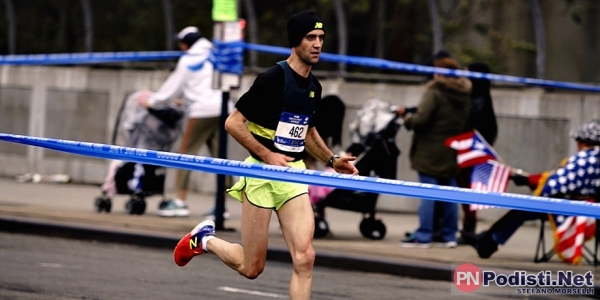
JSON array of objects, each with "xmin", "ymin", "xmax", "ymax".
[{"xmin": 274, "ymin": 112, "xmax": 310, "ymax": 152}]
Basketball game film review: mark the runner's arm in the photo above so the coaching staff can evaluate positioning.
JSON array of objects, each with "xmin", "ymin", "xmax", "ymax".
[
  {"xmin": 305, "ymin": 127, "xmax": 334, "ymax": 163},
  {"xmin": 306, "ymin": 127, "xmax": 358, "ymax": 175},
  {"xmin": 225, "ymin": 108, "xmax": 293, "ymax": 166}
]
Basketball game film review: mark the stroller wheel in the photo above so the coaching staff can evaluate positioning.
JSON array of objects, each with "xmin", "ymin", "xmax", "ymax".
[
  {"xmin": 359, "ymin": 217, "xmax": 387, "ymax": 240},
  {"xmin": 136, "ymin": 200, "xmax": 147, "ymax": 215},
  {"xmin": 313, "ymin": 216, "xmax": 330, "ymax": 238},
  {"xmin": 125, "ymin": 195, "xmax": 146, "ymax": 215},
  {"xmin": 94, "ymin": 195, "xmax": 112, "ymax": 213}
]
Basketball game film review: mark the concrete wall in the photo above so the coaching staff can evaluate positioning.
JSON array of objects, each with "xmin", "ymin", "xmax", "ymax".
[{"xmin": 0, "ymin": 65, "xmax": 598, "ymax": 218}]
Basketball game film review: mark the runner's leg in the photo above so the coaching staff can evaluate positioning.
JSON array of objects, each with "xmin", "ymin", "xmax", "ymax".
[
  {"xmin": 207, "ymin": 193, "xmax": 272, "ymax": 279},
  {"xmin": 276, "ymin": 194, "xmax": 315, "ymax": 300}
]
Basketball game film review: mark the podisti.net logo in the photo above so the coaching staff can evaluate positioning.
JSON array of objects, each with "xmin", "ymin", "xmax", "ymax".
[
  {"xmin": 453, "ymin": 263, "xmax": 595, "ymax": 296},
  {"xmin": 453, "ymin": 263, "xmax": 482, "ymax": 292}
]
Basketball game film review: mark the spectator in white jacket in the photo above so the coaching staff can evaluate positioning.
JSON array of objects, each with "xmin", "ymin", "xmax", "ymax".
[{"xmin": 142, "ymin": 26, "xmax": 233, "ymax": 217}]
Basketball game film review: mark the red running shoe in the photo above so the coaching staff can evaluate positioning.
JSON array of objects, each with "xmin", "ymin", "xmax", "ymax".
[{"xmin": 174, "ymin": 220, "xmax": 216, "ymax": 266}]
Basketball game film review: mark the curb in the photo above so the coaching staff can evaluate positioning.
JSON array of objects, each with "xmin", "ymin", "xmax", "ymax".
[{"xmin": 0, "ymin": 215, "xmax": 451, "ymax": 282}]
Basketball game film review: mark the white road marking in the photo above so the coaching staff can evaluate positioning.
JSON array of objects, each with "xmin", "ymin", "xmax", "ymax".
[
  {"xmin": 39, "ymin": 262, "xmax": 80, "ymax": 269},
  {"xmin": 218, "ymin": 286, "xmax": 289, "ymax": 298},
  {"xmin": 39, "ymin": 262, "xmax": 63, "ymax": 268}
]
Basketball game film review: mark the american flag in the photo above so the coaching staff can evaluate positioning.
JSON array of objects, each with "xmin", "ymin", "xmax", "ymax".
[
  {"xmin": 469, "ymin": 161, "xmax": 511, "ymax": 211},
  {"xmin": 549, "ymin": 212, "xmax": 596, "ymax": 264},
  {"xmin": 445, "ymin": 130, "xmax": 500, "ymax": 168},
  {"xmin": 542, "ymin": 147, "xmax": 599, "ymax": 264}
]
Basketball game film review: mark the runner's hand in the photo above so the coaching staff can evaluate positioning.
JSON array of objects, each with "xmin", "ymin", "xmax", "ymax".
[
  {"xmin": 264, "ymin": 152, "xmax": 295, "ymax": 167},
  {"xmin": 333, "ymin": 156, "xmax": 359, "ymax": 175}
]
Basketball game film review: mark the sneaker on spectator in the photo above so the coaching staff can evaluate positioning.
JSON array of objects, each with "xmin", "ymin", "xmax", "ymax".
[
  {"xmin": 432, "ymin": 233, "xmax": 444, "ymax": 243},
  {"xmin": 431, "ymin": 234, "xmax": 457, "ymax": 248},
  {"xmin": 458, "ymin": 230, "xmax": 474, "ymax": 245},
  {"xmin": 173, "ymin": 220, "xmax": 216, "ymax": 266},
  {"xmin": 474, "ymin": 231, "xmax": 498, "ymax": 259},
  {"xmin": 461, "ymin": 230, "xmax": 498, "ymax": 258},
  {"xmin": 433, "ymin": 240, "xmax": 458, "ymax": 248},
  {"xmin": 158, "ymin": 199, "xmax": 190, "ymax": 217},
  {"xmin": 400, "ymin": 235, "xmax": 431, "ymax": 248}
]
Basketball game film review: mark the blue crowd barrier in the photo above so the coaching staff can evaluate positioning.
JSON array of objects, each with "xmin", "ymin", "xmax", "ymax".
[
  {"xmin": 1, "ymin": 133, "xmax": 600, "ymax": 219},
  {"xmin": 0, "ymin": 41, "xmax": 598, "ymax": 92}
]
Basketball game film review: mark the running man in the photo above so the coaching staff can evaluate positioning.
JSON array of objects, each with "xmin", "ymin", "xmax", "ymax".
[{"xmin": 173, "ymin": 10, "xmax": 358, "ymax": 300}]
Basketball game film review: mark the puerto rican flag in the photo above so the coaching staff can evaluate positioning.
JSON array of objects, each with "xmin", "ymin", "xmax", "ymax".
[{"xmin": 445, "ymin": 130, "xmax": 500, "ymax": 168}]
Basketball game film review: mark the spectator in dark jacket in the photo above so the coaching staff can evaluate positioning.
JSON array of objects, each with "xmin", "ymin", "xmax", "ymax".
[
  {"xmin": 458, "ymin": 63, "xmax": 498, "ymax": 237},
  {"xmin": 396, "ymin": 57, "xmax": 472, "ymax": 248},
  {"xmin": 466, "ymin": 63, "xmax": 497, "ymax": 145}
]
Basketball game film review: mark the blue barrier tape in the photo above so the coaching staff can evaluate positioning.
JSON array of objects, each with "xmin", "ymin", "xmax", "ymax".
[
  {"xmin": 1, "ymin": 42, "xmax": 599, "ymax": 92},
  {"xmin": 2, "ymin": 133, "xmax": 600, "ymax": 219},
  {"xmin": 213, "ymin": 40, "xmax": 245, "ymax": 75},
  {"xmin": 0, "ymin": 51, "xmax": 184, "ymax": 65},
  {"xmin": 243, "ymin": 43, "xmax": 600, "ymax": 92}
]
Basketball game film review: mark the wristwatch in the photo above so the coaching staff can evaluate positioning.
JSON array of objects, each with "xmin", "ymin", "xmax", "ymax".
[{"xmin": 327, "ymin": 155, "xmax": 341, "ymax": 168}]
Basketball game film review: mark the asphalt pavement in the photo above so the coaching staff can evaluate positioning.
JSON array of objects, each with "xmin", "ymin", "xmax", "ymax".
[
  {"xmin": 3, "ymin": 231, "xmax": 477, "ymax": 300},
  {"xmin": 0, "ymin": 177, "xmax": 597, "ymax": 287}
]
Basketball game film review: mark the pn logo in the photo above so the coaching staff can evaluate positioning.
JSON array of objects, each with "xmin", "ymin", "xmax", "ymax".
[
  {"xmin": 315, "ymin": 22, "xmax": 323, "ymax": 29},
  {"xmin": 453, "ymin": 263, "xmax": 482, "ymax": 293},
  {"xmin": 309, "ymin": 91, "xmax": 315, "ymax": 98}
]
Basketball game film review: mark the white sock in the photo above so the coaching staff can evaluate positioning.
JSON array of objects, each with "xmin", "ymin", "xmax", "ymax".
[
  {"xmin": 173, "ymin": 198, "xmax": 186, "ymax": 206},
  {"xmin": 202, "ymin": 235, "xmax": 215, "ymax": 252}
]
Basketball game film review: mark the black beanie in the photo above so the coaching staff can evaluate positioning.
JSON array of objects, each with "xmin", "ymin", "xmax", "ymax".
[
  {"xmin": 181, "ymin": 32, "xmax": 201, "ymax": 47},
  {"xmin": 287, "ymin": 11, "xmax": 325, "ymax": 47}
]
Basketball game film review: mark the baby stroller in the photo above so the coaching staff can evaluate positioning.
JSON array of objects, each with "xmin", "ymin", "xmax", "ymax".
[
  {"xmin": 94, "ymin": 90, "xmax": 184, "ymax": 215},
  {"xmin": 312, "ymin": 98, "xmax": 404, "ymax": 240}
]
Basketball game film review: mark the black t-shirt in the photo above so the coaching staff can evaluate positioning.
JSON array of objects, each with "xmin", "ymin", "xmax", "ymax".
[{"xmin": 235, "ymin": 63, "xmax": 323, "ymax": 161}]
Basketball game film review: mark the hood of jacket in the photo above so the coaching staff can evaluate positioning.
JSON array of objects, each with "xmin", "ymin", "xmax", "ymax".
[
  {"xmin": 427, "ymin": 76, "xmax": 472, "ymax": 94},
  {"xmin": 427, "ymin": 76, "xmax": 472, "ymax": 109}
]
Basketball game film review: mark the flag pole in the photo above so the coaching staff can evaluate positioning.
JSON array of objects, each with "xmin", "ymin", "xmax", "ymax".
[{"xmin": 486, "ymin": 159, "xmax": 531, "ymax": 176}]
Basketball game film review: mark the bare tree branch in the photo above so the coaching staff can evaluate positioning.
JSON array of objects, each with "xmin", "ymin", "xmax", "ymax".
[{"xmin": 529, "ymin": 0, "xmax": 545, "ymax": 79}]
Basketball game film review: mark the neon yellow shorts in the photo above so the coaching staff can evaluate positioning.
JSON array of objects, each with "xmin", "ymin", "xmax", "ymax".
[{"xmin": 227, "ymin": 156, "xmax": 308, "ymax": 210}]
